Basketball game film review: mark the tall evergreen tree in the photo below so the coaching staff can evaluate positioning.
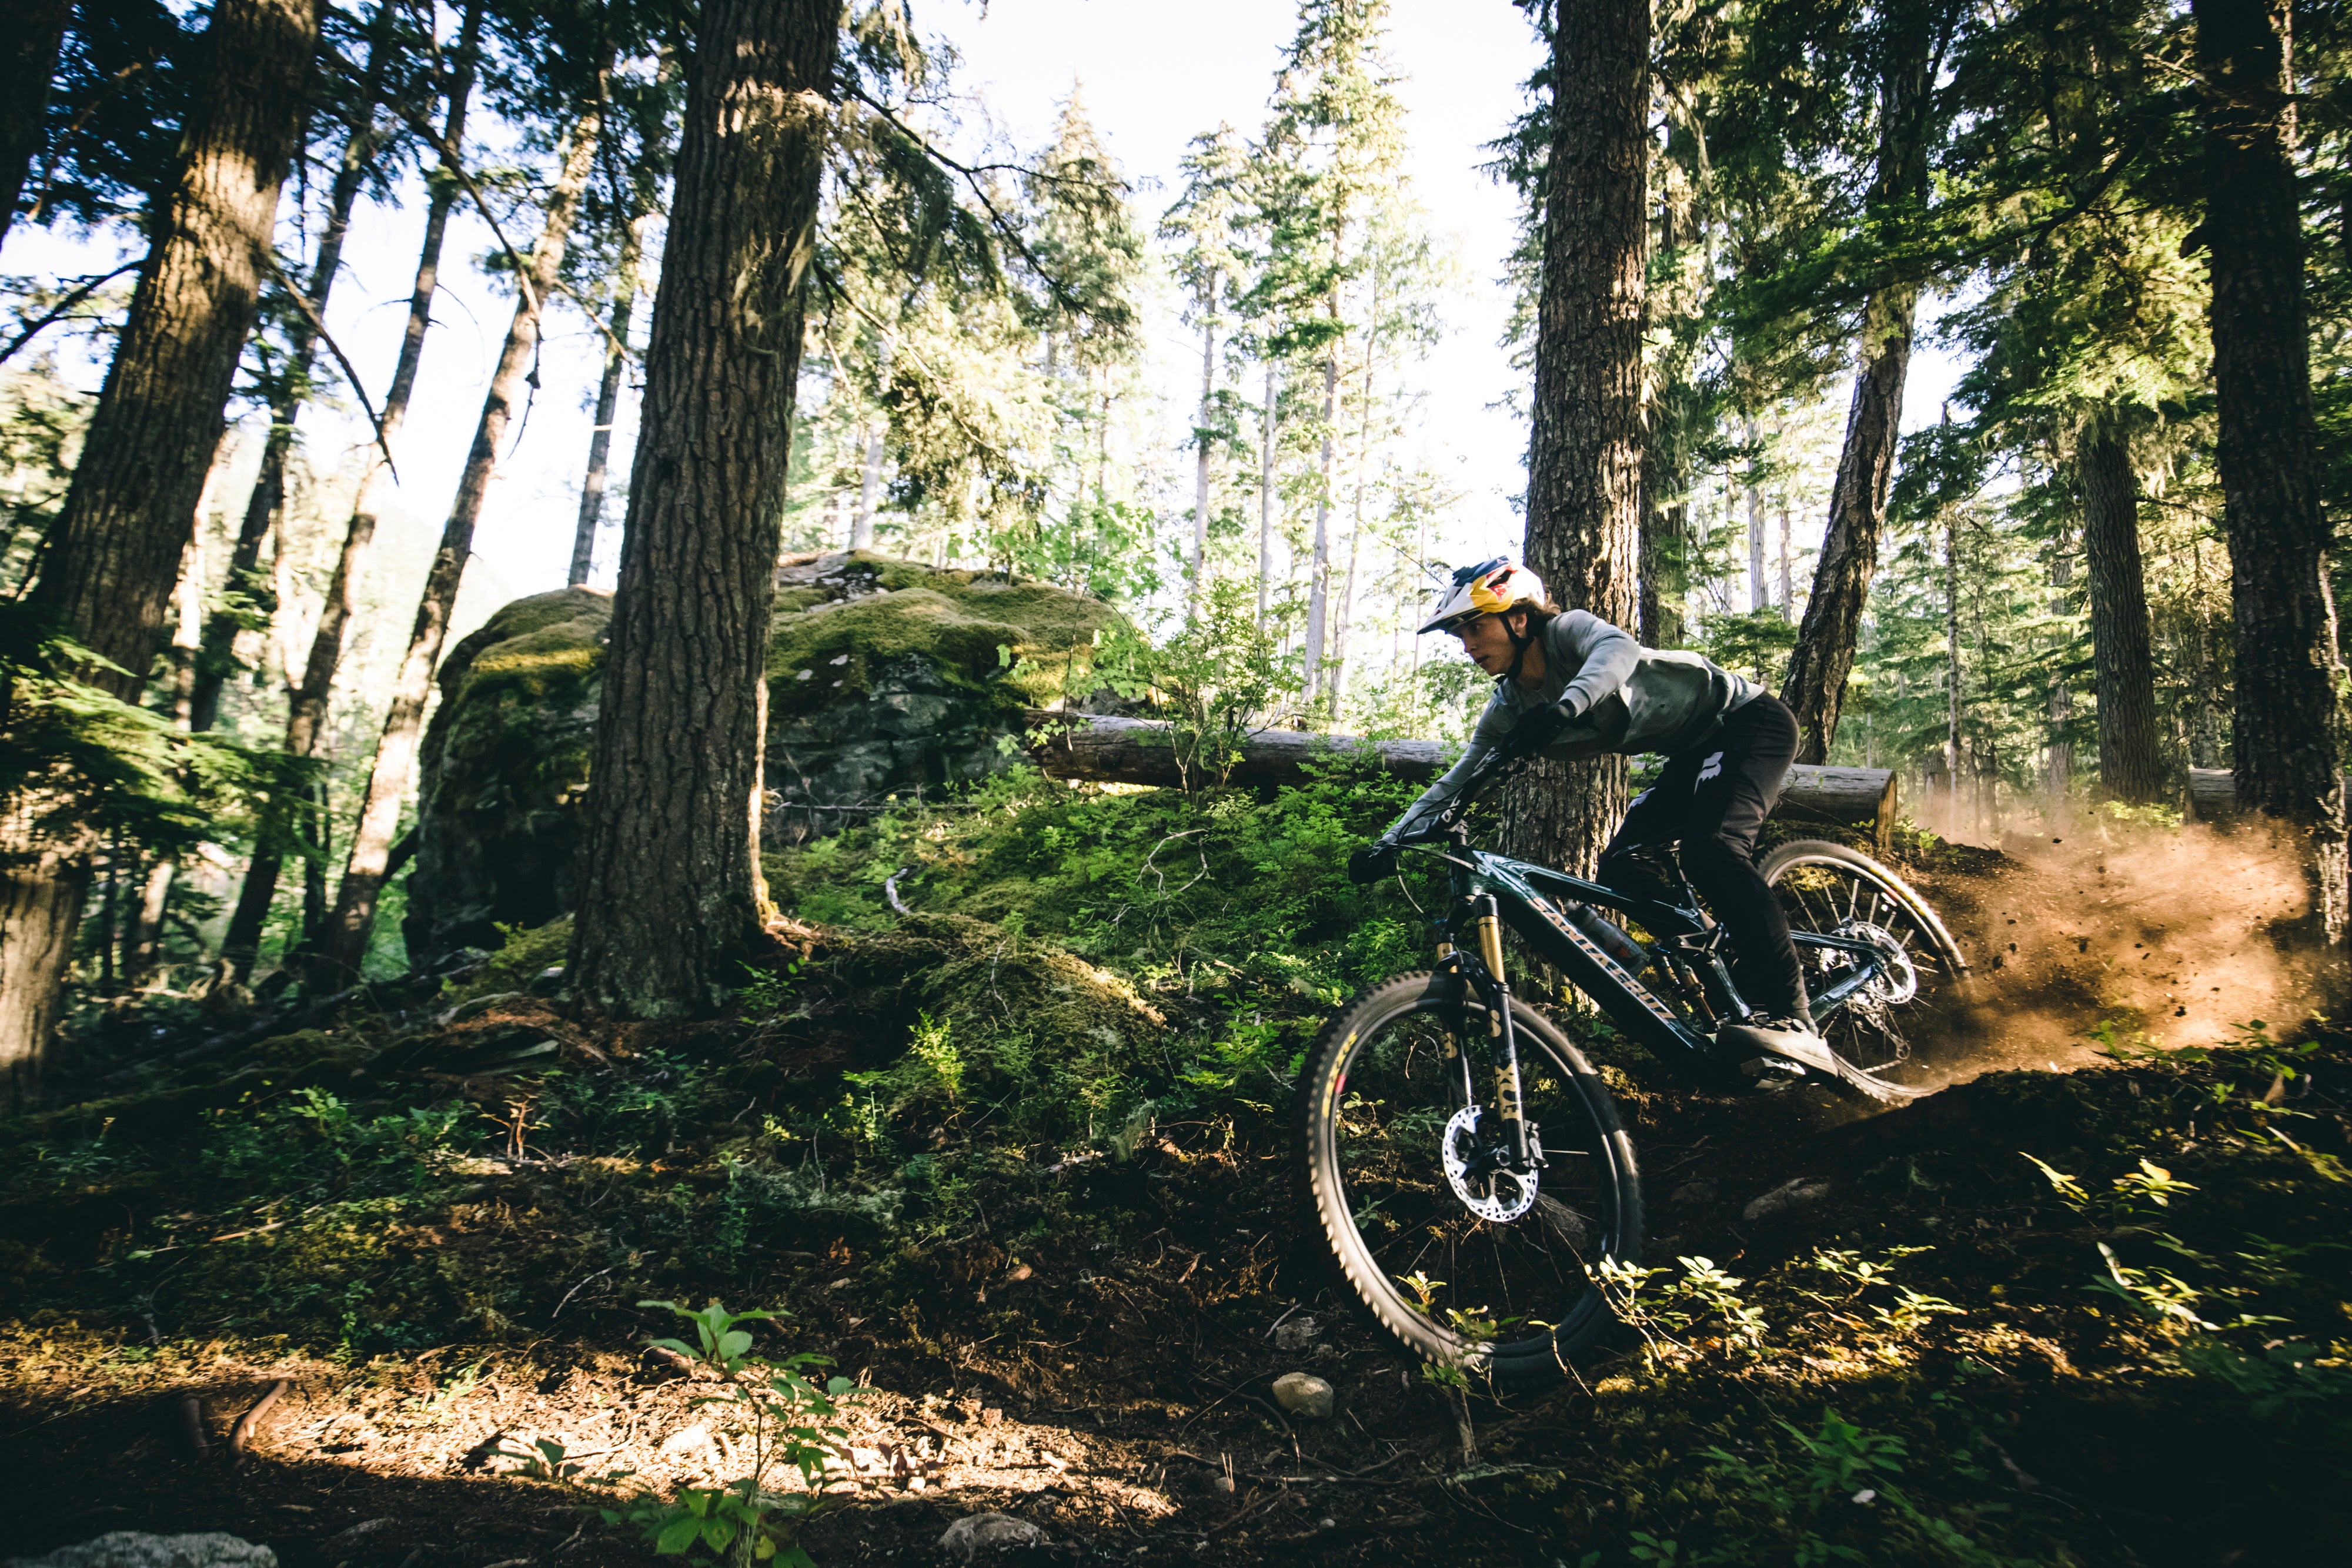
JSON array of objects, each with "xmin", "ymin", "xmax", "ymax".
[
  {"xmin": 1162, "ymin": 124, "xmax": 1245, "ymax": 613},
  {"xmin": 1257, "ymin": 0, "xmax": 1402, "ymax": 709},
  {"xmin": 2194, "ymin": 0, "xmax": 2346, "ymax": 940},
  {"xmin": 313, "ymin": 36, "xmax": 614, "ymax": 985},
  {"xmin": 1780, "ymin": 1, "xmax": 1951, "ymax": 763},
  {"xmin": 218, "ymin": 0, "xmax": 489, "ymax": 981},
  {"xmin": 0, "ymin": 0, "xmax": 320, "ymax": 1100},
  {"xmin": 0, "ymin": 1, "xmax": 72, "ymax": 252},
  {"xmin": 1505, "ymin": 0, "xmax": 1648, "ymax": 878},
  {"xmin": 570, "ymin": 0, "xmax": 839, "ymax": 1017}
]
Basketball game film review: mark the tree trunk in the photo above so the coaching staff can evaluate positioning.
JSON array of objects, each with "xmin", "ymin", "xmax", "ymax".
[
  {"xmin": 852, "ymin": 424, "xmax": 881, "ymax": 549},
  {"xmin": 1187, "ymin": 275, "xmax": 1218, "ymax": 611},
  {"xmin": 1778, "ymin": 500, "xmax": 1792, "ymax": 616},
  {"xmin": 2076, "ymin": 426, "xmax": 2161, "ymax": 803},
  {"xmin": 0, "ymin": 0, "xmax": 71, "ymax": 253},
  {"xmin": 1257, "ymin": 358, "xmax": 1278, "ymax": 627},
  {"xmin": 2045, "ymin": 526, "xmax": 2074, "ymax": 799},
  {"xmin": 570, "ymin": 218, "xmax": 644, "ymax": 588},
  {"xmin": 1778, "ymin": 17, "xmax": 1939, "ymax": 763},
  {"xmin": 569, "ymin": 0, "xmax": 838, "ymax": 1018},
  {"xmin": 123, "ymin": 531, "xmax": 205, "ymax": 986},
  {"xmin": 1506, "ymin": 0, "xmax": 1648, "ymax": 879},
  {"xmin": 1744, "ymin": 415, "xmax": 1765, "ymax": 611},
  {"xmin": 188, "ymin": 9, "xmax": 391, "ymax": 735},
  {"xmin": 1303, "ymin": 315, "xmax": 1339, "ymax": 706},
  {"xmin": 1945, "ymin": 505, "xmax": 1963, "ymax": 823},
  {"xmin": 0, "ymin": 0, "xmax": 318, "ymax": 1103},
  {"xmin": 221, "ymin": 0, "xmax": 482, "ymax": 982},
  {"xmin": 310, "ymin": 68, "xmax": 607, "ymax": 987},
  {"xmin": 2194, "ymin": 0, "xmax": 2346, "ymax": 940}
]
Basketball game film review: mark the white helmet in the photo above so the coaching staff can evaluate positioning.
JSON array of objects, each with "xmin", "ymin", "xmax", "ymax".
[{"xmin": 1418, "ymin": 556, "xmax": 1547, "ymax": 634}]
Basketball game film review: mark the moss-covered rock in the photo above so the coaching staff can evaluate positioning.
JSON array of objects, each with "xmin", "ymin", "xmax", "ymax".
[
  {"xmin": 404, "ymin": 589, "xmax": 610, "ymax": 970},
  {"xmin": 402, "ymin": 555, "xmax": 1125, "ymax": 968}
]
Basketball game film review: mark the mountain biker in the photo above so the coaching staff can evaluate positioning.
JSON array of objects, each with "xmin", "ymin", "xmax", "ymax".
[{"xmin": 1346, "ymin": 556, "xmax": 1831, "ymax": 1074}]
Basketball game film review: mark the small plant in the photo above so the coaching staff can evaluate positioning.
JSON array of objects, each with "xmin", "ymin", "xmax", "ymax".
[
  {"xmin": 1593, "ymin": 1256, "xmax": 1769, "ymax": 1362},
  {"xmin": 602, "ymin": 1300, "xmax": 855, "ymax": 1567}
]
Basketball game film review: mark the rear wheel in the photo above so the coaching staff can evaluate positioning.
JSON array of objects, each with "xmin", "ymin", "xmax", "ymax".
[
  {"xmin": 1299, "ymin": 971, "xmax": 1642, "ymax": 1385},
  {"xmin": 1761, "ymin": 839, "xmax": 1971, "ymax": 1101}
]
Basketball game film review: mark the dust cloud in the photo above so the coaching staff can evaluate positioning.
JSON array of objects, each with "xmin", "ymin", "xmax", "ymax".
[{"xmin": 1912, "ymin": 805, "xmax": 2337, "ymax": 1075}]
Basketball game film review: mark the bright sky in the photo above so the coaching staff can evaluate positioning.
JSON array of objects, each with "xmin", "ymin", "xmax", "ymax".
[{"xmin": 2, "ymin": 0, "xmax": 1961, "ymax": 657}]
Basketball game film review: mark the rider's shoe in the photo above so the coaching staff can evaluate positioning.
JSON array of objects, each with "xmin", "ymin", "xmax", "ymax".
[{"xmin": 1716, "ymin": 1013, "xmax": 1836, "ymax": 1077}]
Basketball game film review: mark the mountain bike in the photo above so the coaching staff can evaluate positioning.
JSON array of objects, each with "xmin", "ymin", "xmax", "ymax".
[{"xmin": 1300, "ymin": 750, "xmax": 1969, "ymax": 1385}]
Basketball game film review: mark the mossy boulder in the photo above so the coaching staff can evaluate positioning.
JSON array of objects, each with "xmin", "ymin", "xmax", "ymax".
[
  {"xmin": 404, "ymin": 589, "xmax": 609, "ymax": 970},
  {"xmin": 402, "ymin": 554, "xmax": 1126, "ymax": 968}
]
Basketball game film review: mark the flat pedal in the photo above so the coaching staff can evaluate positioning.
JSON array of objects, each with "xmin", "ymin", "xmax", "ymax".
[{"xmin": 1738, "ymin": 1055, "xmax": 1808, "ymax": 1089}]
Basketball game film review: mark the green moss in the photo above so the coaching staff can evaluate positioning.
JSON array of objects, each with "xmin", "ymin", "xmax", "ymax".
[{"xmin": 766, "ymin": 560, "xmax": 1124, "ymax": 718}]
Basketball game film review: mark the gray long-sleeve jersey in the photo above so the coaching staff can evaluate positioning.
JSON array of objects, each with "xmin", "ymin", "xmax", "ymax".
[{"xmin": 1384, "ymin": 611, "xmax": 1762, "ymax": 842}]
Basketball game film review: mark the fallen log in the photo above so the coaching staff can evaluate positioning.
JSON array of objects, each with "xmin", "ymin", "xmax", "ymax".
[
  {"xmin": 1027, "ymin": 714, "xmax": 1896, "ymax": 851},
  {"xmin": 2187, "ymin": 766, "xmax": 2352, "ymax": 822}
]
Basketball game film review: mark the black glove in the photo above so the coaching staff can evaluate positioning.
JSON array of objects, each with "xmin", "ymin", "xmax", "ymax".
[
  {"xmin": 1348, "ymin": 841, "xmax": 1399, "ymax": 885},
  {"xmin": 1502, "ymin": 696, "xmax": 1582, "ymax": 760}
]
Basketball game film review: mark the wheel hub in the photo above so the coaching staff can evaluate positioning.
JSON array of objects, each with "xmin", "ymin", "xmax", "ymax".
[
  {"xmin": 1442, "ymin": 1105, "xmax": 1538, "ymax": 1222},
  {"xmin": 1828, "ymin": 920, "xmax": 1918, "ymax": 1005}
]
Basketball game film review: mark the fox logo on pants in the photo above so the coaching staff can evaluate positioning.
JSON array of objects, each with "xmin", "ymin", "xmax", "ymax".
[{"xmin": 1696, "ymin": 751, "xmax": 1724, "ymax": 786}]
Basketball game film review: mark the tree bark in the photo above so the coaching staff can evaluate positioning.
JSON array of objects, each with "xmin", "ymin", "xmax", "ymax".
[
  {"xmin": 2195, "ymin": 0, "xmax": 2346, "ymax": 940},
  {"xmin": 0, "ymin": 0, "xmax": 318, "ymax": 1102},
  {"xmin": 1744, "ymin": 415, "xmax": 1766, "ymax": 612},
  {"xmin": 569, "ymin": 0, "xmax": 838, "ymax": 1018},
  {"xmin": 221, "ymin": 0, "xmax": 483, "ymax": 982},
  {"xmin": 2075, "ymin": 426, "xmax": 2161, "ymax": 803},
  {"xmin": 1257, "ymin": 358, "xmax": 1278, "ymax": 628},
  {"xmin": 1778, "ymin": 17, "xmax": 1939, "ymax": 763},
  {"xmin": 188, "ymin": 9, "xmax": 392, "ymax": 735},
  {"xmin": 1187, "ymin": 275, "xmax": 1218, "ymax": 613},
  {"xmin": 0, "ymin": 0, "xmax": 71, "ymax": 253},
  {"xmin": 1506, "ymin": 0, "xmax": 1647, "ymax": 879},
  {"xmin": 851, "ymin": 424, "xmax": 881, "ymax": 549},
  {"xmin": 1302, "ymin": 307, "xmax": 1339, "ymax": 706},
  {"xmin": 570, "ymin": 217, "xmax": 644, "ymax": 588},
  {"xmin": 123, "ymin": 531, "xmax": 205, "ymax": 985},
  {"xmin": 310, "ymin": 64, "xmax": 606, "ymax": 987}
]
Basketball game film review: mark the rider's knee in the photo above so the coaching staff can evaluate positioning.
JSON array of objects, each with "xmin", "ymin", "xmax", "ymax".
[{"xmin": 1678, "ymin": 831, "xmax": 1754, "ymax": 880}]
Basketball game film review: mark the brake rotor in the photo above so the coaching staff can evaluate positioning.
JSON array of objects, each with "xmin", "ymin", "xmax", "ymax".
[
  {"xmin": 1442, "ymin": 1105, "xmax": 1536, "ymax": 1223},
  {"xmin": 1830, "ymin": 919, "xmax": 1919, "ymax": 1005}
]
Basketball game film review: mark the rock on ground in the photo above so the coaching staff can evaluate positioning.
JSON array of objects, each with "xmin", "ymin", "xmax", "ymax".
[
  {"xmin": 7, "ymin": 1535, "xmax": 276, "ymax": 1568},
  {"xmin": 1272, "ymin": 1371, "xmax": 1335, "ymax": 1419},
  {"xmin": 1743, "ymin": 1178, "xmax": 1833, "ymax": 1221},
  {"xmin": 937, "ymin": 1512, "xmax": 1047, "ymax": 1562}
]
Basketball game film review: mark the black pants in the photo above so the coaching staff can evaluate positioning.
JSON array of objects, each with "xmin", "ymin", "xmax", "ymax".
[{"xmin": 1596, "ymin": 694, "xmax": 1805, "ymax": 1019}]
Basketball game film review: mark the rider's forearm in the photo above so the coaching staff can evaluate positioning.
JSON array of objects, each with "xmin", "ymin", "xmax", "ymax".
[{"xmin": 1387, "ymin": 731, "xmax": 1500, "ymax": 842}]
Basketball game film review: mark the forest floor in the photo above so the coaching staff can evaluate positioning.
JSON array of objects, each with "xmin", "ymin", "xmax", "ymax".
[{"xmin": 5, "ymin": 797, "xmax": 2350, "ymax": 1567}]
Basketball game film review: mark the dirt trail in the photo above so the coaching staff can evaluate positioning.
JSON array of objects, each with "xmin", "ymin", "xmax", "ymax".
[
  {"xmin": 1910, "ymin": 815, "xmax": 2331, "ymax": 1076},
  {"xmin": 5, "ymin": 823, "xmax": 2344, "ymax": 1566}
]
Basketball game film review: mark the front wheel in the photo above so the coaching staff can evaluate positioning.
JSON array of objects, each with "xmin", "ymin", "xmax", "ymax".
[
  {"xmin": 1299, "ymin": 972, "xmax": 1643, "ymax": 1385},
  {"xmin": 1762, "ymin": 838, "xmax": 1972, "ymax": 1102}
]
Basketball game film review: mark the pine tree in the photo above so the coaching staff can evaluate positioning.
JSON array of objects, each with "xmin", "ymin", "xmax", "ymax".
[
  {"xmin": 1780, "ymin": 0, "xmax": 1953, "ymax": 763},
  {"xmin": 1257, "ymin": 0, "xmax": 1403, "ymax": 710},
  {"xmin": 217, "ymin": 0, "xmax": 489, "ymax": 981},
  {"xmin": 1507, "ymin": 0, "xmax": 1648, "ymax": 878},
  {"xmin": 313, "ymin": 42, "xmax": 614, "ymax": 986},
  {"xmin": 1, "ymin": 0, "xmax": 320, "ymax": 1101},
  {"xmin": 569, "ymin": 0, "xmax": 840, "ymax": 1017},
  {"xmin": 0, "ymin": 1, "xmax": 72, "ymax": 253},
  {"xmin": 1162, "ymin": 124, "xmax": 1246, "ymax": 613},
  {"xmin": 2194, "ymin": 0, "xmax": 2345, "ymax": 940}
]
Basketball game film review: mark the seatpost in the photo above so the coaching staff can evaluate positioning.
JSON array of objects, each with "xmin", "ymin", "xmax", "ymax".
[{"xmin": 1467, "ymin": 893, "xmax": 1532, "ymax": 1166}]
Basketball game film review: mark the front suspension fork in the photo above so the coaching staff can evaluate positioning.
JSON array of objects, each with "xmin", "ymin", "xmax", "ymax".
[{"xmin": 1461, "ymin": 895, "xmax": 1532, "ymax": 1168}]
